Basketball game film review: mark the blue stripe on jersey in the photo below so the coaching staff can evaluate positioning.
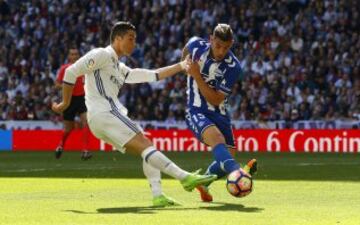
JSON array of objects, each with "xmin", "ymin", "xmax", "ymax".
[
  {"xmin": 201, "ymin": 61, "xmax": 211, "ymax": 76},
  {"xmin": 94, "ymin": 70, "xmax": 104, "ymax": 96},
  {"xmin": 93, "ymin": 70, "xmax": 139, "ymax": 133},
  {"xmin": 110, "ymin": 109, "xmax": 140, "ymax": 133},
  {"xmin": 187, "ymin": 76, "xmax": 196, "ymax": 107},
  {"xmin": 108, "ymin": 98, "xmax": 139, "ymax": 133}
]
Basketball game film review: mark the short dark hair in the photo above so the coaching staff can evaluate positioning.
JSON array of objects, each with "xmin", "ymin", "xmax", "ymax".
[
  {"xmin": 110, "ymin": 21, "xmax": 136, "ymax": 43},
  {"xmin": 68, "ymin": 44, "xmax": 78, "ymax": 51},
  {"xmin": 213, "ymin": 24, "xmax": 233, "ymax": 42}
]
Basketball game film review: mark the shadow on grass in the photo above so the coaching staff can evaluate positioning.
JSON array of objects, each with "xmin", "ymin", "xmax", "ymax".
[
  {"xmin": 66, "ymin": 202, "xmax": 263, "ymax": 214},
  {"xmin": 199, "ymin": 201, "xmax": 264, "ymax": 212}
]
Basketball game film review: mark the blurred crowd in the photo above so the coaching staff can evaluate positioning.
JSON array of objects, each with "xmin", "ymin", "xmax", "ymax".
[{"xmin": 0, "ymin": 0, "xmax": 359, "ymax": 122}]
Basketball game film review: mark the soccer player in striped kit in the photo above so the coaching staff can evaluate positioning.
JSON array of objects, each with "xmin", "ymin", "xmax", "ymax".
[
  {"xmin": 182, "ymin": 24, "xmax": 257, "ymax": 202},
  {"xmin": 52, "ymin": 21, "xmax": 216, "ymax": 207}
]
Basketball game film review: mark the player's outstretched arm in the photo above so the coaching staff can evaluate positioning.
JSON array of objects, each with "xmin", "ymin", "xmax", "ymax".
[
  {"xmin": 125, "ymin": 57, "xmax": 189, "ymax": 83},
  {"xmin": 155, "ymin": 56, "xmax": 189, "ymax": 80}
]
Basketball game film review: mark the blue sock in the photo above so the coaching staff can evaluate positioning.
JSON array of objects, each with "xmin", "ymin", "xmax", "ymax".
[
  {"xmin": 212, "ymin": 143, "xmax": 240, "ymax": 173},
  {"xmin": 205, "ymin": 161, "xmax": 227, "ymax": 179}
]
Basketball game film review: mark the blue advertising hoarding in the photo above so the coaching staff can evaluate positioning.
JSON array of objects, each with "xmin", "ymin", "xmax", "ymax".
[{"xmin": 0, "ymin": 130, "xmax": 12, "ymax": 151}]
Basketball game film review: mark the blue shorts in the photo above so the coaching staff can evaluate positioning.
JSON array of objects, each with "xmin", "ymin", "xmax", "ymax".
[{"xmin": 185, "ymin": 108, "xmax": 235, "ymax": 147}]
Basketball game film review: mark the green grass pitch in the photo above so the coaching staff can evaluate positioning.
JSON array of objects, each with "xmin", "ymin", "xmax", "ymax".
[{"xmin": 0, "ymin": 151, "xmax": 359, "ymax": 225}]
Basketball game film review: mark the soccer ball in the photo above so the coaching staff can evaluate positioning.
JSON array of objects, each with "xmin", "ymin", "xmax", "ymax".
[{"xmin": 226, "ymin": 168, "xmax": 253, "ymax": 197}]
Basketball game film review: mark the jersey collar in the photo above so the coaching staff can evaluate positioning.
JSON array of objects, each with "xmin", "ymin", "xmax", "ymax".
[{"xmin": 106, "ymin": 45, "xmax": 119, "ymax": 59}]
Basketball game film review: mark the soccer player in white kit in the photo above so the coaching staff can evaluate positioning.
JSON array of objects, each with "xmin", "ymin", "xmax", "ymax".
[{"xmin": 52, "ymin": 21, "xmax": 216, "ymax": 207}]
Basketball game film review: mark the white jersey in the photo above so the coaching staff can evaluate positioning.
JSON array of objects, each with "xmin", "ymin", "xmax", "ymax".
[{"xmin": 63, "ymin": 45, "xmax": 158, "ymax": 120}]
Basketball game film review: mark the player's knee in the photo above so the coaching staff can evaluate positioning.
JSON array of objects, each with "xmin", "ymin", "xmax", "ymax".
[
  {"xmin": 125, "ymin": 133, "xmax": 153, "ymax": 154},
  {"xmin": 204, "ymin": 133, "xmax": 226, "ymax": 147},
  {"xmin": 212, "ymin": 135, "xmax": 226, "ymax": 146},
  {"xmin": 140, "ymin": 136, "xmax": 153, "ymax": 147}
]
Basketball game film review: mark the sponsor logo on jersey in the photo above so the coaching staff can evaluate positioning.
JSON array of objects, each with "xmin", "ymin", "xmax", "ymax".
[
  {"xmin": 110, "ymin": 75, "xmax": 122, "ymax": 89},
  {"xmin": 86, "ymin": 58, "xmax": 95, "ymax": 69}
]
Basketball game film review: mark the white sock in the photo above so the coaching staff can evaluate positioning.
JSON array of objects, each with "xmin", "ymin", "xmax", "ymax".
[
  {"xmin": 141, "ymin": 146, "xmax": 189, "ymax": 180},
  {"xmin": 142, "ymin": 160, "xmax": 162, "ymax": 197}
]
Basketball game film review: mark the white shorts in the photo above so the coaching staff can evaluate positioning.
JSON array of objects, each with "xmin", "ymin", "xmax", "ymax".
[{"xmin": 88, "ymin": 111, "xmax": 143, "ymax": 153}]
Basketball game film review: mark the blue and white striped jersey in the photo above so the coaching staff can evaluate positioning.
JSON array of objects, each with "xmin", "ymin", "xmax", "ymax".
[{"xmin": 185, "ymin": 37, "xmax": 241, "ymax": 117}]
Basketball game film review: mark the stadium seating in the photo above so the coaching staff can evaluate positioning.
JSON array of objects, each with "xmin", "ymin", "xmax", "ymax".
[{"xmin": 0, "ymin": 0, "xmax": 359, "ymax": 121}]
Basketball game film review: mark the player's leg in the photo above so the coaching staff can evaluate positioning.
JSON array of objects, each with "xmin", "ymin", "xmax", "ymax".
[
  {"xmin": 124, "ymin": 133, "xmax": 189, "ymax": 179},
  {"xmin": 88, "ymin": 112, "xmax": 216, "ymax": 205},
  {"xmin": 55, "ymin": 120, "xmax": 74, "ymax": 159},
  {"xmin": 91, "ymin": 112, "xmax": 216, "ymax": 190},
  {"xmin": 218, "ymin": 120, "xmax": 257, "ymax": 176},
  {"xmin": 187, "ymin": 110, "xmax": 245, "ymax": 201},
  {"xmin": 185, "ymin": 110, "xmax": 234, "ymax": 201},
  {"xmin": 124, "ymin": 133, "xmax": 216, "ymax": 192},
  {"xmin": 90, "ymin": 116, "xmax": 177, "ymax": 206},
  {"xmin": 205, "ymin": 119, "xmax": 258, "ymax": 174},
  {"xmin": 186, "ymin": 110, "xmax": 239, "ymax": 177},
  {"xmin": 137, "ymin": 135, "xmax": 180, "ymax": 206},
  {"xmin": 86, "ymin": 114, "xmax": 172, "ymax": 205},
  {"xmin": 79, "ymin": 111, "xmax": 92, "ymax": 160},
  {"xmin": 142, "ymin": 160, "xmax": 181, "ymax": 207},
  {"xmin": 202, "ymin": 126, "xmax": 240, "ymax": 173},
  {"xmin": 195, "ymin": 127, "xmax": 241, "ymax": 202},
  {"xmin": 202, "ymin": 126, "xmax": 240, "ymax": 174},
  {"xmin": 55, "ymin": 98, "xmax": 77, "ymax": 159},
  {"xmin": 227, "ymin": 146, "xmax": 258, "ymax": 175},
  {"xmin": 217, "ymin": 121, "xmax": 258, "ymax": 176}
]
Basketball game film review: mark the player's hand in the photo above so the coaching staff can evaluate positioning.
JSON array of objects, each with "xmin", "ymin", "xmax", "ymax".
[
  {"xmin": 51, "ymin": 102, "xmax": 67, "ymax": 114},
  {"xmin": 185, "ymin": 60, "xmax": 201, "ymax": 79},
  {"xmin": 179, "ymin": 55, "xmax": 191, "ymax": 70}
]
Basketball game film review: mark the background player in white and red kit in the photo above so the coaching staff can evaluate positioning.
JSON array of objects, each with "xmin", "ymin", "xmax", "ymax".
[{"xmin": 55, "ymin": 48, "xmax": 92, "ymax": 160}]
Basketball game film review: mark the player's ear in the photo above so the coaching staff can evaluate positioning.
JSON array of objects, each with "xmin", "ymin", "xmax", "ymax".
[
  {"xmin": 229, "ymin": 39, "xmax": 234, "ymax": 48},
  {"xmin": 209, "ymin": 35, "xmax": 215, "ymax": 44}
]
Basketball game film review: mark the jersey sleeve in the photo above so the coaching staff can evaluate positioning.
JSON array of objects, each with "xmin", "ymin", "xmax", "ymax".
[
  {"xmin": 185, "ymin": 36, "xmax": 206, "ymax": 61},
  {"xmin": 56, "ymin": 65, "xmax": 66, "ymax": 83},
  {"xmin": 216, "ymin": 64, "xmax": 241, "ymax": 96},
  {"xmin": 122, "ymin": 64, "xmax": 158, "ymax": 84},
  {"xmin": 63, "ymin": 48, "xmax": 108, "ymax": 84}
]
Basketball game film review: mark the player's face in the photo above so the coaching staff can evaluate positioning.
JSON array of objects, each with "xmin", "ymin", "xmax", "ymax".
[
  {"xmin": 118, "ymin": 30, "xmax": 136, "ymax": 56},
  {"xmin": 68, "ymin": 49, "xmax": 80, "ymax": 63},
  {"xmin": 210, "ymin": 36, "xmax": 233, "ymax": 61}
]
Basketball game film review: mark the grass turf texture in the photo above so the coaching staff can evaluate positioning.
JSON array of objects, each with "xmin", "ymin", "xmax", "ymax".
[{"xmin": 0, "ymin": 151, "xmax": 359, "ymax": 225}]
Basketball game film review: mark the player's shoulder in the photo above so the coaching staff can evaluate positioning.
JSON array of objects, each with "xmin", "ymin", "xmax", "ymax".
[
  {"xmin": 187, "ymin": 36, "xmax": 209, "ymax": 48},
  {"xmin": 188, "ymin": 36, "xmax": 206, "ymax": 43},
  {"xmin": 60, "ymin": 63, "xmax": 71, "ymax": 70},
  {"xmin": 87, "ymin": 47, "xmax": 111, "ymax": 58},
  {"xmin": 84, "ymin": 47, "xmax": 114, "ymax": 68},
  {"xmin": 57, "ymin": 64, "xmax": 70, "ymax": 79},
  {"xmin": 223, "ymin": 51, "xmax": 241, "ymax": 70}
]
